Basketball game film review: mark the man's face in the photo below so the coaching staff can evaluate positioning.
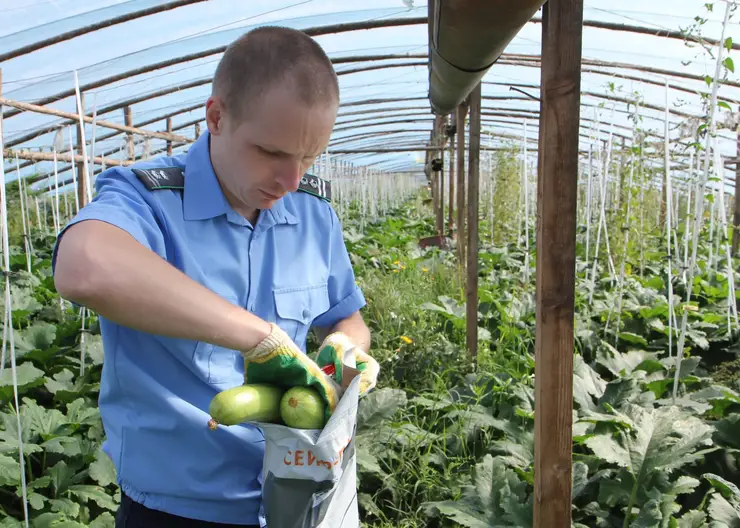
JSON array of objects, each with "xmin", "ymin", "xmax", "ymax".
[{"xmin": 206, "ymin": 84, "xmax": 337, "ymax": 218}]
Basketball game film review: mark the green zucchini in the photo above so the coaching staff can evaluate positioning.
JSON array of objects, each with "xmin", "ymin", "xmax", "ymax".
[{"xmin": 207, "ymin": 384, "xmax": 285, "ymax": 429}]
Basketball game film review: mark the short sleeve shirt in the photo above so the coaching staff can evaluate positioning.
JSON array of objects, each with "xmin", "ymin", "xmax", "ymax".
[{"xmin": 51, "ymin": 129, "xmax": 366, "ymax": 525}]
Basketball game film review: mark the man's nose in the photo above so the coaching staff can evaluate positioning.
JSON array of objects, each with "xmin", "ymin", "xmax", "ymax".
[{"xmin": 277, "ymin": 161, "xmax": 303, "ymax": 192}]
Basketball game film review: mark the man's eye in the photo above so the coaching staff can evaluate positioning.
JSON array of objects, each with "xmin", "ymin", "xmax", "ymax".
[{"xmin": 260, "ymin": 148, "xmax": 279, "ymax": 157}]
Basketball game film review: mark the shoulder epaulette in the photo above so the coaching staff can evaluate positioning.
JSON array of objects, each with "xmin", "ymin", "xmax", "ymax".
[
  {"xmin": 297, "ymin": 173, "xmax": 331, "ymax": 202},
  {"xmin": 132, "ymin": 167, "xmax": 185, "ymax": 191}
]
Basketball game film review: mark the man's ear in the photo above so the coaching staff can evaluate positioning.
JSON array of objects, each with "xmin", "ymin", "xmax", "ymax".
[{"xmin": 205, "ymin": 96, "xmax": 225, "ymax": 136}]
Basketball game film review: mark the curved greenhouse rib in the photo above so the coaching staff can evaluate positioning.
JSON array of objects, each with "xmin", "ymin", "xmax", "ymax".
[
  {"xmin": 1, "ymin": 18, "xmax": 426, "ymax": 120},
  {"xmin": 5, "ymin": 52, "xmax": 729, "ymax": 151},
  {"xmin": 5, "ymin": 54, "xmax": 427, "ymax": 148},
  {"xmin": 7, "ymin": 14, "xmax": 724, "ymax": 122},
  {"xmin": 531, "ymin": 16, "xmax": 740, "ymax": 52},
  {"xmin": 499, "ymin": 55, "xmax": 740, "ymax": 90},
  {"xmin": 0, "ymin": 0, "xmax": 209, "ymax": 63}
]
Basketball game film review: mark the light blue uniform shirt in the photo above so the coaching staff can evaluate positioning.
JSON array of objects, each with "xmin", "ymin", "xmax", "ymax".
[{"xmin": 51, "ymin": 130, "xmax": 366, "ymax": 525}]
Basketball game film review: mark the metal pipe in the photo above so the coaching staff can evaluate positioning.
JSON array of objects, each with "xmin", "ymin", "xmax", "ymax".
[{"xmin": 428, "ymin": 0, "xmax": 546, "ymax": 115}]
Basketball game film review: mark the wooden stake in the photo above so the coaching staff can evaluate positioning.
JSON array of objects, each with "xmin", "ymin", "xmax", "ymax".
[
  {"xmin": 466, "ymin": 82, "xmax": 481, "ymax": 361},
  {"xmin": 534, "ymin": 0, "xmax": 583, "ymax": 526},
  {"xmin": 167, "ymin": 117, "xmax": 173, "ymax": 156},
  {"xmin": 124, "ymin": 106, "xmax": 135, "ymax": 160}
]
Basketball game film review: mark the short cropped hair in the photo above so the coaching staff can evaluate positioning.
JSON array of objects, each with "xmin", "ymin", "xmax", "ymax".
[{"xmin": 212, "ymin": 26, "xmax": 340, "ymax": 120}]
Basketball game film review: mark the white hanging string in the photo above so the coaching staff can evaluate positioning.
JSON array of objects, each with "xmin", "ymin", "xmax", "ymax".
[
  {"xmin": 608, "ymin": 101, "xmax": 641, "ymax": 341},
  {"xmin": 682, "ymin": 148, "xmax": 695, "ymax": 282},
  {"xmin": 713, "ymin": 144, "xmax": 739, "ymax": 333},
  {"xmin": 52, "ymin": 129, "xmax": 63, "ymax": 234},
  {"xmin": 665, "ymin": 80, "xmax": 676, "ymax": 360},
  {"xmin": 585, "ymin": 143, "xmax": 594, "ymax": 264},
  {"xmin": 672, "ymin": 0, "xmax": 732, "ymax": 402},
  {"xmin": 73, "ymin": 70, "xmax": 92, "ymax": 206},
  {"xmin": 67, "ymin": 126, "xmax": 80, "ymax": 214},
  {"xmin": 34, "ymin": 197, "xmax": 41, "ymax": 234},
  {"xmin": 0, "ymin": 103, "xmax": 31, "ymax": 528},
  {"xmin": 14, "ymin": 155, "xmax": 31, "ymax": 273},
  {"xmin": 522, "ymin": 119, "xmax": 530, "ymax": 285},
  {"xmin": 88, "ymin": 92, "xmax": 98, "ymax": 202},
  {"xmin": 588, "ymin": 105, "xmax": 618, "ymax": 303}
]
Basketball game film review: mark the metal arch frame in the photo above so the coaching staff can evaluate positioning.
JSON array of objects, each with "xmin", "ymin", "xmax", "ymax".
[{"xmin": 3, "ymin": 9, "xmax": 740, "ymax": 194}]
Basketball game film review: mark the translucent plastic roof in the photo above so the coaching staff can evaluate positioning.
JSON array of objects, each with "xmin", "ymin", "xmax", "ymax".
[{"xmin": 1, "ymin": 0, "xmax": 739, "ymax": 195}]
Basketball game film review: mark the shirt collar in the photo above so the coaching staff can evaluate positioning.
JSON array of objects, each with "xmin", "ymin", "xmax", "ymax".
[{"xmin": 182, "ymin": 129, "xmax": 297, "ymax": 227}]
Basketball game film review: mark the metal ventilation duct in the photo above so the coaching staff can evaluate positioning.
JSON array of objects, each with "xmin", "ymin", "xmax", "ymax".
[{"xmin": 428, "ymin": 0, "xmax": 547, "ymax": 115}]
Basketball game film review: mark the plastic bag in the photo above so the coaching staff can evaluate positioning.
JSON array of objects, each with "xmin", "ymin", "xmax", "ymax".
[{"xmin": 257, "ymin": 366, "xmax": 362, "ymax": 528}]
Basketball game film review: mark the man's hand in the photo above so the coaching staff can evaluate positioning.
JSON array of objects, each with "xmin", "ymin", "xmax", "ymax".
[
  {"xmin": 242, "ymin": 323, "xmax": 341, "ymax": 420},
  {"xmin": 316, "ymin": 331, "xmax": 379, "ymax": 396}
]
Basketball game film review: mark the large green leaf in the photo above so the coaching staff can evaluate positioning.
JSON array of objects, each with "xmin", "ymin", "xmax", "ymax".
[
  {"xmin": 422, "ymin": 454, "xmax": 533, "ymax": 528},
  {"xmin": 357, "ymin": 388, "xmax": 407, "ymax": 432},
  {"xmin": 13, "ymin": 321, "xmax": 57, "ymax": 353},
  {"xmin": 675, "ymin": 510, "xmax": 707, "ymax": 528},
  {"xmin": 632, "ymin": 498, "xmax": 662, "ymax": 527},
  {"xmin": 588, "ymin": 404, "xmax": 714, "ymax": 523},
  {"xmin": 83, "ymin": 334, "xmax": 105, "ymax": 365},
  {"xmin": 0, "ymin": 362, "xmax": 46, "ymax": 401},
  {"xmin": 67, "ymin": 484, "xmax": 118, "ymax": 511},
  {"xmin": 30, "ymin": 512, "xmax": 87, "ymax": 527},
  {"xmin": 0, "ymin": 454, "xmax": 21, "ymax": 486},
  {"xmin": 715, "ymin": 414, "xmax": 740, "ymax": 449},
  {"xmin": 89, "ymin": 449, "xmax": 117, "ymax": 488},
  {"xmin": 48, "ymin": 497, "xmax": 81, "ymax": 518},
  {"xmin": 706, "ymin": 492, "xmax": 740, "ymax": 527},
  {"xmin": 704, "ymin": 473, "xmax": 740, "ymax": 502},
  {"xmin": 574, "ymin": 355, "xmax": 607, "ymax": 411},
  {"xmin": 89, "ymin": 512, "xmax": 116, "ymax": 528},
  {"xmin": 584, "ymin": 434, "xmax": 631, "ymax": 468},
  {"xmin": 356, "ymin": 448, "xmax": 386, "ymax": 478}
]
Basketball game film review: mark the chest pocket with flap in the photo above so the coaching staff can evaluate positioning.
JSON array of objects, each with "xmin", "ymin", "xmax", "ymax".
[{"xmin": 273, "ymin": 283, "xmax": 330, "ymax": 346}]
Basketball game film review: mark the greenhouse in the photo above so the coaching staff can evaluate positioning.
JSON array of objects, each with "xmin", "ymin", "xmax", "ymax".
[{"xmin": 1, "ymin": 0, "xmax": 739, "ymax": 527}]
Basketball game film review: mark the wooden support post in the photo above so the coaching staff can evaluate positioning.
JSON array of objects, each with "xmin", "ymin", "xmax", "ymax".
[
  {"xmin": 431, "ymin": 168, "xmax": 439, "ymax": 218},
  {"xmin": 438, "ymin": 120, "xmax": 445, "ymax": 236},
  {"xmin": 124, "ymin": 106, "xmax": 134, "ymax": 160},
  {"xmin": 449, "ymin": 132, "xmax": 456, "ymax": 236},
  {"xmin": 534, "ymin": 0, "xmax": 583, "ymax": 527},
  {"xmin": 733, "ymin": 122, "xmax": 740, "ymax": 256},
  {"xmin": 429, "ymin": 138, "xmax": 439, "ymax": 219},
  {"xmin": 466, "ymin": 82, "xmax": 481, "ymax": 361},
  {"xmin": 167, "ymin": 117, "xmax": 173, "ymax": 156},
  {"xmin": 456, "ymin": 102, "xmax": 468, "ymax": 264},
  {"xmin": 195, "ymin": 122, "xmax": 201, "ymax": 139},
  {"xmin": 75, "ymin": 92, "xmax": 87, "ymax": 208}
]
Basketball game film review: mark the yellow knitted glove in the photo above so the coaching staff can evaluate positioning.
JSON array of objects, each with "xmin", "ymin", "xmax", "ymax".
[
  {"xmin": 315, "ymin": 332, "xmax": 379, "ymax": 396},
  {"xmin": 241, "ymin": 323, "xmax": 341, "ymax": 420}
]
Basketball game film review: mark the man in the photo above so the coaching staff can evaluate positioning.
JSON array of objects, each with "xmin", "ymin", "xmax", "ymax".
[{"xmin": 52, "ymin": 26, "xmax": 375, "ymax": 527}]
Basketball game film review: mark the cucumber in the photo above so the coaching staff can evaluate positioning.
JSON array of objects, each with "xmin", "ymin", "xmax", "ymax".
[{"xmin": 207, "ymin": 384, "xmax": 284, "ymax": 429}]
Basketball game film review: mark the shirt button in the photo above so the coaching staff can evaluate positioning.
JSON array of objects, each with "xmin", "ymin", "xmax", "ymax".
[{"xmin": 302, "ymin": 308, "xmax": 310, "ymax": 319}]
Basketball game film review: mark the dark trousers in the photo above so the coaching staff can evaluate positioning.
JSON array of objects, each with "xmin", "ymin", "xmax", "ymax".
[{"xmin": 115, "ymin": 492, "xmax": 260, "ymax": 528}]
